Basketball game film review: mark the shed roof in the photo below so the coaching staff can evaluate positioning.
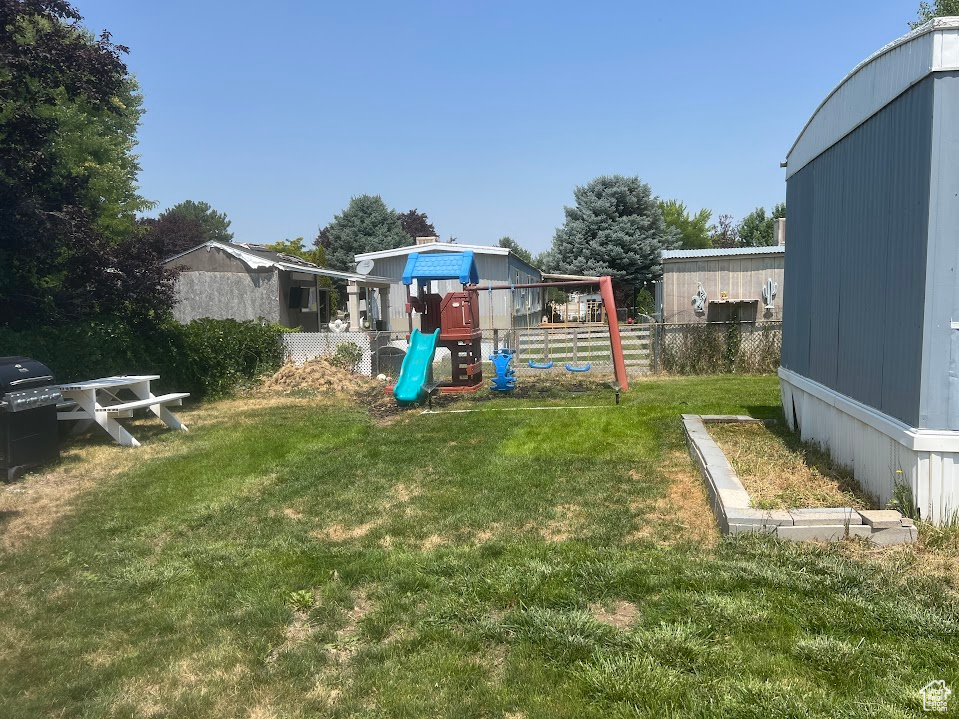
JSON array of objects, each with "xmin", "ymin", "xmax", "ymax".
[
  {"xmin": 662, "ymin": 245, "xmax": 785, "ymax": 260},
  {"xmin": 401, "ymin": 251, "xmax": 479, "ymax": 285},
  {"xmin": 787, "ymin": 17, "xmax": 959, "ymax": 178},
  {"xmin": 164, "ymin": 241, "xmax": 396, "ymax": 284}
]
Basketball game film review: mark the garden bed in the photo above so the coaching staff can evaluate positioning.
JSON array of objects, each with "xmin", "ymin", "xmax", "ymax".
[{"xmin": 709, "ymin": 421, "xmax": 873, "ymax": 510}]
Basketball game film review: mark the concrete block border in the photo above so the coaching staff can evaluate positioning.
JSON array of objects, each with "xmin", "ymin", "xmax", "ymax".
[{"xmin": 682, "ymin": 414, "xmax": 917, "ymax": 544}]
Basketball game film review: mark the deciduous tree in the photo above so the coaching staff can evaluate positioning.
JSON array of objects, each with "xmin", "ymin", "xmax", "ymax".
[
  {"xmin": 910, "ymin": 0, "xmax": 959, "ymax": 28},
  {"xmin": 737, "ymin": 203, "xmax": 785, "ymax": 247},
  {"xmin": 659, "ymin": 199, "xmax": 712, "ymax": 250},
  {"xmin": 0, "ymin": 0, "xmax": 169, "ymax": 325},
  {"xmin": 397, "ymin": 209, "xmax": 437, "ymax": 240}
]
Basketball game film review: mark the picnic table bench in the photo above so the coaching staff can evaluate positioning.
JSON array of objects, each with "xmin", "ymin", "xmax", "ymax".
[{"xmin": 57, "ymin": 375, "xmax": 189, "ymax": 447}]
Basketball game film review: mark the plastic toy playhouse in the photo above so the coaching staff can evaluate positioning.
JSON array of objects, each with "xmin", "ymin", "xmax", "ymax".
[{"xmin": 394, "ymin": 251, "xmax": 484, "ymax": 402}]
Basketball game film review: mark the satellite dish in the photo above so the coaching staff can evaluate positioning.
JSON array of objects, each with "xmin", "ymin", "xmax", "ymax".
[{"xmin": 355, "ymin": 259, "xmax": 375, "ymax": 275}]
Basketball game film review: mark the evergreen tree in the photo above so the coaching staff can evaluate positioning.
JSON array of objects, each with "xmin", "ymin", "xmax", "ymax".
[
  {"xmin": 318, "ymin": 195, "xmax": 409, "ymax": 271},
  {"xmin": 550, "ymin": 175, "xmax": 678, "ymax": 288},
  {"xmin": 497, "ymin": 236, "xmax": 534, "ymax": 265},
  {"xmin": 158, "ymin": 200, "xmax": 233, "ymax": 244}
]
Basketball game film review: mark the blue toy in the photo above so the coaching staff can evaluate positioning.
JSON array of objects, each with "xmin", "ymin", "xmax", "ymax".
[
  {"xmin": 565, "ymin": 362, "xmax": 591, "ymax": 373},
  {"xmin": 490, "ymin": 348, "xmax": 517, "ymax": 391},
  {"xmin": 527, "ymin": 360, "xmax": 554, "ymax": 369}
]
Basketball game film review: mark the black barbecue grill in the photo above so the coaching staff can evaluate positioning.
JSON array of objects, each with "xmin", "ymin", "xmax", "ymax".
[{"xmin": 0, "ymin": 357, "xmax": 63, "ymax": 481}]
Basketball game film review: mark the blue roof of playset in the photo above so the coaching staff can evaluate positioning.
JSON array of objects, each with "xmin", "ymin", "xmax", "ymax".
[{"xmin": 401, "ymin": 250, "xmax": 479, "ymax": 286}]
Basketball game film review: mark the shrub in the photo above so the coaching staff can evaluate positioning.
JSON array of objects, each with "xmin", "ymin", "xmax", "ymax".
[
  {"xmin": 659, "ymin": 323, "xmax": 780, "ymax": 375},
  {"xmin": 328, "ymin": 342, "xmax": 363, "ymax": 373},
  {"xmin": 0, "ymin": 317, "xmax": 286, "ymax": 400}
]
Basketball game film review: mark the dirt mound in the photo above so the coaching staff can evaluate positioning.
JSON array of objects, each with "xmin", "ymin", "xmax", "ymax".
[{"xmin": 257, "ymin": 358, "xmax": 379, "ymax": 399}]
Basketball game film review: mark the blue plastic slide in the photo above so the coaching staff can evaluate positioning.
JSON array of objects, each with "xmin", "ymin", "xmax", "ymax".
[{"xmin": 393, "ymin": 329, "xmax": 440, "ymax": 404}]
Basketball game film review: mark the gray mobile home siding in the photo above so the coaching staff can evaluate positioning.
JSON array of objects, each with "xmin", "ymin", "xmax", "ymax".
[
  {"xmin": 921, "ymin": 72, "xmax": 959, "ymax": 430},
  {"xmin": 783, "ymin": 76, "xmax": 933, "ymax": 427}
]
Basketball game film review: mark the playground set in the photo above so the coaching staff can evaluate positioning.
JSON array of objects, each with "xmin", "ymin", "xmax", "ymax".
[{"xmin": 392, "ymin": 251, "xmax": 628, "ymax": 404}]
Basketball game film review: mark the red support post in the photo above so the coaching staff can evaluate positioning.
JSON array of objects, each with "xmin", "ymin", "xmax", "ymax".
[{"xmin": 599, "ymin": 276, "xmax": 629, "ymax": 391}]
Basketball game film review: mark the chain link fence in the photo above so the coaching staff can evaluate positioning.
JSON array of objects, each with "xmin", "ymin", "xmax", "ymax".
[
  {"xmin": 653, "ymin": 322, "xmax": 782, "ymax": 375},
  {"xmin": 280, "ymin": 321, "xmax": 781, "ymax": 379}
]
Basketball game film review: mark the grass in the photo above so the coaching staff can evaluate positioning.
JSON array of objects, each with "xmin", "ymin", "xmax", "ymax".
[
  {"xmin": 0, "ymin": 375, "xmax": 957, "ymax": 718},
  {"xmin": 709, "ymin": 421, "xmax": 874, "ymax": 511}
]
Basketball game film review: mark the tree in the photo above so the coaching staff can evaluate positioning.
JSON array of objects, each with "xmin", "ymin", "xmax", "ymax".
[
  {"xmin": 659, "ymin": 199, "xmax": 712, "ymax": 249},
  {"xmin": 497, "ymin": 236, "xmax": 534, "ymax": 265},
  {"xmin": 158, "ymin": 200, "xmax": 233, "ymax": 244},
  {"xmin": 262, "ymin": 237, "xmax": 327, "ymax": 266},
  {"xmin": 397, "ymin": 209, "xmax": 436, "ymax": 240},
  {"xmin": 315, "ymin": 195, "xmax": 410, "ymax": 271},
  {"xmin": 710, "ymin": 214, "xmax": 739, "ymax": 248},
  {"xmin": 533, "ymin": 249, "xmax": 557, "ymax": 272},
  {"xmin": 0, "ymin": 0, "xmax": 171, "ymax": 325},
  {"xmin": 550, "ymin": 175, "xmax": 679, "ymax": 289},
  {"xmin": 737, "ymin": 203, "xmax": 785, "ymax": 247},
  {"xmin": 138, "ymin": 214, "xmax": 206, "ymax": 259},
  {"xmin": 263, "ymin": 238, "xmax": 337, "ymax": 308},
  {"xmin": 910, "ymin": 0, "xmax": 959, "ymax": 28}
]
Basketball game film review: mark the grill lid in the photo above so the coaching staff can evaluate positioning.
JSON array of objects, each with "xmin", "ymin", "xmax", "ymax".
[{"xmin": 0, "ymin": 356, "xmax": 56, "ymax": 393}]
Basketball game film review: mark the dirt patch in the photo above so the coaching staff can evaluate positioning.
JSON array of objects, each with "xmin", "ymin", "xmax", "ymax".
[
  {"xmin": 329, "ymin": 590, "xmax": 372, "ymax": 663},
  {"xmin": 0, "ymin": 397, "xmax": 316, "ymax": 553},
  {"xmin": 710, "ymin": 422, "xmax": 873, "ymax": 510},
  {"xmin": 420, "ymin": 534, "xmax": 449, "ymax": 551},
  {"xmin": 311, "ymin": 483, "xmax": 421, "ymax": 543},
  {"xmin": 627, "ymin": 451, "xmax": 719, "ymax": 546},
  {"xmin": 532, "ymin": 503, "xmax": 584, "ymax": 543},
  {"xmin": 589, "ymin": 599, "xmax": 639, "ymax": 629}
]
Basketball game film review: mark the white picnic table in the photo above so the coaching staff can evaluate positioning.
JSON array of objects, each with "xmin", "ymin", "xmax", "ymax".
[{"xmin": 57, "ymin": 375, "xmax": 189, "ymax": 447}]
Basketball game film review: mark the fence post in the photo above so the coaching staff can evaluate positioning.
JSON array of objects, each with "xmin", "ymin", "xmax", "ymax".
[{"xmin": 652, "ymin": 323, "xmax": 661, "ymax": 373}]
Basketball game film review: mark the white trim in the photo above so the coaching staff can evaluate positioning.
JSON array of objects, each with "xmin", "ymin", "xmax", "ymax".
[
  {"xmin": 779, "ymin": 367, "xmax": 959, "ymax": 452},
  {"xmin": 354, "ymin": 242, "xmax": 511, "ymax": 261},
  {"xmin": 787, "ymin": 18, "xmax": 959, "ymax": 178}
]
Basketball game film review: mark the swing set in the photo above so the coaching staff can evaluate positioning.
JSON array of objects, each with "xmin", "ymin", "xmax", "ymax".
[
  {"xmin": 394, "ymin": 251, "xmax": 628, "ymax": 403},
  {"xmin": 469, "ymin": 274, "xmax": 628, "ymax": 390}
]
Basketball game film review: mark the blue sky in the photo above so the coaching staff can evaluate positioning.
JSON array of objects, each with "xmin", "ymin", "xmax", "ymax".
[{"xmin": 76, "ymin": 0, "xmax": 919, "ymax": 253}]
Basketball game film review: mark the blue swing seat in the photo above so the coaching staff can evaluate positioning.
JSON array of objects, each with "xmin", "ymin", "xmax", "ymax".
[
  {"xmin": 565, "ymin": 362, "xmax": 591, "ymax": 373},
  {"xmin": 527, "ymin": 360, "xmax": 554, "ymax": 369}
]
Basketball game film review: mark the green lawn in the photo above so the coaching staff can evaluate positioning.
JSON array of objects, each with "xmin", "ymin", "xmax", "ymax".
[{"xmin": 0, "ymin": 375, "xmax": 956, "ymax": 718}]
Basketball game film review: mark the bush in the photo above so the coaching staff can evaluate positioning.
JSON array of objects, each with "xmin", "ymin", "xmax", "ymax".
[
  {"xmin": 0, "ymin": 317, "xmax": 286, "ymax": 400},
  {"xmin": 327, "ymin": 342, "xmax": 363, "ymax": 373},
  {"xmin": 659, "ymin": 323, "xmax": 780, "ymax": 375}
]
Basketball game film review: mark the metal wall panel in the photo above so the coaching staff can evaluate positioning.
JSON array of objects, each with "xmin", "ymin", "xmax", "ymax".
[
  {"xmin": 921, "ymin": 72, "xmax": 959, "ymax": 429},
  {"xmin": 783, "ymin": 76, "xmax": 934, "ymax": 426}
]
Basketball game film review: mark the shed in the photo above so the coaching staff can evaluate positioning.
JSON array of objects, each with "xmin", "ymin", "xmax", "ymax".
[
  {"xmin": 656, "ymin": 246, "xmax": 784, "ymax": 324},
  {"xmin": 780, "ymin": 17, "xmax": 959, "ymax": 522},
  {"xmin": 354, "ymin": 239, "xmax": 543, "ymax": 330},
  {"xmin": 164, "ymin": 241, "xmax": 395, "ymax": 331}
]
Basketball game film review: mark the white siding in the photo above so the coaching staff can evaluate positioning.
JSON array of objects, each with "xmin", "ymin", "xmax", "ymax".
[{"xmin": 781, "ymin": 371, "xmax": 959, "ymax": 525}]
